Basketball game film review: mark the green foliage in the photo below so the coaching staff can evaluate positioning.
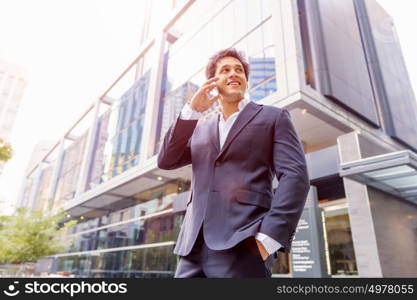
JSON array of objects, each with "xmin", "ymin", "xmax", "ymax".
[
  {"xmin": 0, "ymin": 207, "xmax": 77, "ymax": 264},
  {"xmin": 0, "ymin": 138, "xmax": 12, "ymax": 162}
]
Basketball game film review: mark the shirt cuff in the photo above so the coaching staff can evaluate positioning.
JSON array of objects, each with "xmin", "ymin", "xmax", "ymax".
[
  {"xmin": 180, "ymin": 103, "xmax": 203, "ymax": 120},
  {"xmin": 255, "ymin": 232, "xmax": 282, "ymax": 255}
]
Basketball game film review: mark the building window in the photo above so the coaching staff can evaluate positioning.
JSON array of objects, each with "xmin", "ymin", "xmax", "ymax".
[
  {"xmin": 320, "ymin": 199, "xmax": 358, "ymax": 276},
  {"xmin": 297, "ymin": 0, "xmax": 315, "ymax": 88},
  {"xmin": 155, "ymin": 0, "xmax": 278, "ymax": 153}
]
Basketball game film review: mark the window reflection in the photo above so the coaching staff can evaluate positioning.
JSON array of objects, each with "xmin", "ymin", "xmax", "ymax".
[
  {"xmin": 64, "ymin": 180, "xmax": 189, "ymax": 254},
  {"xmin": 55, "ymin": 133, "xmax": 88, "ymax": 204},
  {"xmin": 321, "ymin": 201, "xmax": 358, "ymax": 276},
  {"xmin": 56, "ymin": 245, "xmax": 177, "ymax": 278},
  {"xmin": 87, "ymin": 71, "xmax": 149, "ymax": 188},
  {"xmin": 165, "ymin": 1, "xmax": 277, "ymax": 93},
  {"xmin": 155, "ymin": 0, "xmax": 278, "ymax": 153},
  {"xmin": 68, "ymin": 212, "xmax": 184, "ymax": 254},
  {"xmin": 33, "ymin": 165, "xmax": 54, "ymax": 211}
]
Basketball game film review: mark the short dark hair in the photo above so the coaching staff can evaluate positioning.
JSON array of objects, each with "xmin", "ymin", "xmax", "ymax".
[{"xmin": 205, "ymin": 48, "xmax": 250, "ymax": 80}]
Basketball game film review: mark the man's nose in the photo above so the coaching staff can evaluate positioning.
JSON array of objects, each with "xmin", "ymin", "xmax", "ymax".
[{"xmin": 229, "ymin": 70, "xmax": 238, "ymax": 78}]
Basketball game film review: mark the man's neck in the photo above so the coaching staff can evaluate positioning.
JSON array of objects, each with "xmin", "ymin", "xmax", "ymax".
[{"xmin": 219, "ymin": 97, "xmax": 243, "ymax": 121}]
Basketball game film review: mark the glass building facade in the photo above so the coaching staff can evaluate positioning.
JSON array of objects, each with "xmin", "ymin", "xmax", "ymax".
[
  {"xmin": 55, "ymin": 181, "xmax": 186, "ymax": 278},
  {"xmin": 21, "ymin": 0, "xmax": 417, "ymax": 278},
  {"xmin": 54, "ymin": 132, "xmax": 88, "ymax": 205}
]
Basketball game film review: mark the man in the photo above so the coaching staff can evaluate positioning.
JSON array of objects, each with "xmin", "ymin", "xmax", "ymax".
[{"xmin": 158, "ymin": 48, "xmax": 309, "ymax": 277}]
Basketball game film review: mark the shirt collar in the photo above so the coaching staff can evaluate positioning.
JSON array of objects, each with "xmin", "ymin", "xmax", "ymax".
[{"xmin": 217, "ymin": 98, "xmax": 250, "ymax": 121}]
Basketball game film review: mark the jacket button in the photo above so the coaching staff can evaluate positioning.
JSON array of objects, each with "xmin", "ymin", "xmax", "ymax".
[{"xmin": 215, "ymin": 161, "xmax": 221, "ymax": 166}]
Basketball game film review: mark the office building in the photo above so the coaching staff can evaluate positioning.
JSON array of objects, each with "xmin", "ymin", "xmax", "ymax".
[
  {"xmin": 22, "ymin": 0, "xmax": 417, "ymax": 277},
  {"xmin": 0, "ymin": 59, "xmax": 27, "ymax": 143},
  {"xmin": 0, "ymin": 59, "xmax": 27, "ymax": 175}
]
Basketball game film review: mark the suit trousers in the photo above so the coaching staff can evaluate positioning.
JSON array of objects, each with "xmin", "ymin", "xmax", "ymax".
[{"xmin": 174, "ymin": 225, "xmax": 274, "ymax": 278}]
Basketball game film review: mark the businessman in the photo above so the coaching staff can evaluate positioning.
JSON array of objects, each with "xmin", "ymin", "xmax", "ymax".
[{"xmin": 158, "ymin": 48, "xmax": 309, "ymax": 277}]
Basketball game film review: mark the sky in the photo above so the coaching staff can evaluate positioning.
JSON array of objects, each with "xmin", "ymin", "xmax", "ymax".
[
  {"xmin": 0, "ymin": 0, "xmax": 416, "ymax": 215},
  {"xmin": 0, "ymin": 0, "xmax": 147, "ymax": 214}
]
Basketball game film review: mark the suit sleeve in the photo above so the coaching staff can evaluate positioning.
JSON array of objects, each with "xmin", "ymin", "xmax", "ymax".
[
  {"xmin": 157, "ymin": 115, "xmax": 198, "ymax": 170},
  {"xmin": 259, "ymin": 109, "xmax": 310, "ymax": 253}
]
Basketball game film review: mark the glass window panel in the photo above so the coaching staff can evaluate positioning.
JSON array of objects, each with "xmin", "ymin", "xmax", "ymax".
[
  {"xmin": 247, "ymin": 0, "xmax": 262, "ymax": 31},
  {"xmin": 132, "ymin": 71, "xmax": 150, "ymax": 119},
  {"xmin": 322, "ymin": 206, "xmax": 358, "ymax": 276},
  {"xmin": 233, "ymin": 0, "xmax": 249, "ymax": 42},
  {"xmin": 118, "ymin": 130, "xmax": 128, "ymax": 166},
  {"xmin": 106, "ymin": 64, "xmax": 137, "ymax": 100},
  {"xmin": 382, "ymin": 175, "xmax": 417, "ymax": 189},
  {"xmin": 156, "ymin": 2, "xmax": 278, "ymax": 153},
  {"xmin": 234, "ymin": 31, "xmax": 249, "ymax": 55},
  {"xmin": 65, "ymin": 212, "xmax": 182, "ymax": 254},
  {"xmin": 249, "ymin": 77, "xmax": 277, "ymax": 102},
  {"xmin": 124, "ymin": 126, "xmax": 133, "ymax": 161},
  {"xmin": 169, "ymin": 0, "xmax": 224, "ymax": 46},
  {"xmin": 87, "ymin": 47, "xmax": 151, "ymax": 187},
  {"xmin": 125, "ymin": 94, "xmax": 135, "ymax": 128},
  {"xmin": 111, "ymin": 134, "xmax": 121, "ymax": 169},
  {"xmin": 127, "ymin": 124, "xmax": 138, "ymax": 163},
  {"xmin": 166, "ymin": 0, "xmax": 273, "ymax": 93},
  {"xmin": 54, "ymin": 244, "xmax": 177, "ymax": 277},
  {"xmin": 120, "ymin": 100, "xmax": 129, "ymax": 130},
  {"xmin": 134, "ymin": 119, "xmax": 143, "ymax": 155},
  {"xmin": 364, "ymin": 165, "xmax": 415, "ymax": 179},
  {"xmin": 106, "ymin": 104, "xmax": 119, "ymax": 141},
  {"xmin": 261, "ymin": 0, "xmax": 275, "ymax": 19},
  {"xmin": 220, "ymin": 2, "xmax": 235, "ymax": 48},
  {"xmin": 34, "ymin": 165, "xmax": 54, "ymax": 210},
  {"xmin": 156, "ymin": 0, "xmax": 276, "ymax": 151},
  {"xmin": 141, "ymin": 46, "xmax": 156, "ymax": 78},
  {"xmin": 210, "ymin": 5, "xmax": 225, "ymax": 51},
  {"xmin": 129, "ymin": 91, "xmax": 137, "ymax": 124},
  {"xmin": 54, "ymin": 133, "xmax": 88, "ymax": 204},
  {"xmin": 247, "ymin": 26, "xmax": 264, "ymax": 58},
  {"xmin": 88, "ymin": 111, "xmax": 111, "ymax": 188},
  {"xmin": 114, "ymin": 103, "xmax": 125, "ymax": 133}
]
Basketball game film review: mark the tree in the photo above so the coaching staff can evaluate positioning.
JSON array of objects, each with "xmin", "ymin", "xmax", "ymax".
[
  {"xmin": 0, "ymin": 138, "xmax": 12, "ymax": 162},
  {"xmin": 0, "ymin": 207, "xmax": 77, "ymax": 264}
]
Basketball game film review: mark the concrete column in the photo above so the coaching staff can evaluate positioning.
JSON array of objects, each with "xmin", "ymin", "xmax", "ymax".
[{"xmin": 337, "ymin": 131, "xmax": 383, "ymax": 277}]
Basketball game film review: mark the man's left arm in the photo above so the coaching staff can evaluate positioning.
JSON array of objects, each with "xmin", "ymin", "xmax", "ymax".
[{"xmin": 259, "ymin": 108, "xmax": 310, "ymax": 254}]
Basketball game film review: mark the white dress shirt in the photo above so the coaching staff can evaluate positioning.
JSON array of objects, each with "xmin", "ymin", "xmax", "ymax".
[{"xmin": 179, "ymin": 100, "xmax": 282, "ymax": 256}]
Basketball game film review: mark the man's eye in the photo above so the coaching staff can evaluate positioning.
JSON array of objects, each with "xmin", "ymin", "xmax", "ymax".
[
  {"xmin": 236, "ymin": 68, "xmax": 243, "ymax": 72},
  {"xmin": 221, "ymin": 69, "xmax": 229, "ymax": 73}
]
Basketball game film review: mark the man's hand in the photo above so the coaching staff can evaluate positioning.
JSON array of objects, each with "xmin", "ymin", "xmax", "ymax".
[
  {"xmin": 189, "ymin": 77, "xmax": 220, "ymax": 112},
  {"xmin": 255, "ymin": 239, "xmax": 269, "ymax": 261}
]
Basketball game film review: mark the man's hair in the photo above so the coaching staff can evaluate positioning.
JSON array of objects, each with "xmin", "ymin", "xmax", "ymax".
[{"xmin": 205, "ymin": 48, "xmax": 250, "ymax": 80}]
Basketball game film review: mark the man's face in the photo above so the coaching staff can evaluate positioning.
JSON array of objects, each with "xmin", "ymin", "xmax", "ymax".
[{"xmin": 214, "ymin": 56, "xmax": 247, "ymax": 102}]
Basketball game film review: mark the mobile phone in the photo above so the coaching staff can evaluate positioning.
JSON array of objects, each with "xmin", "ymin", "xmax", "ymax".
[{"xmin": 209, "ymin": 86, "xmax": 219, "ymax": 98}]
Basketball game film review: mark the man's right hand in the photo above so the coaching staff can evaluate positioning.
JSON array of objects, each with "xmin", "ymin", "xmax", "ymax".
[{"xmin": 189, "ymin": 77, "xmax": 220, "ymax": 112}]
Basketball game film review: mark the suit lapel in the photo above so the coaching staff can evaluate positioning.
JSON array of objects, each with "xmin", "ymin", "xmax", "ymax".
[
  {"xmin": 206, "ymin": 113, "xmax": 220, "ymax": 153},
  {"xmin": 216, "ymin": 101, "xmax": 262, "ymax": 161}
]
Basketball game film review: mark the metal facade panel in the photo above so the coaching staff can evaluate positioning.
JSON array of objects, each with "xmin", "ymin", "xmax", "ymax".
[
  {"xmin": 362, "ymin": 0, "xmax": 417, "ymax": 150},
  {"xmin": 304, "ymin": 0, "xmax": 380, "ymax": 125}
]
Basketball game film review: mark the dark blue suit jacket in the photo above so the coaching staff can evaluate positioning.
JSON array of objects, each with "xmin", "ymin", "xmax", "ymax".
[{"xmin": 158, "ymin": 101, "xmax": 310, "ymax": 256}]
